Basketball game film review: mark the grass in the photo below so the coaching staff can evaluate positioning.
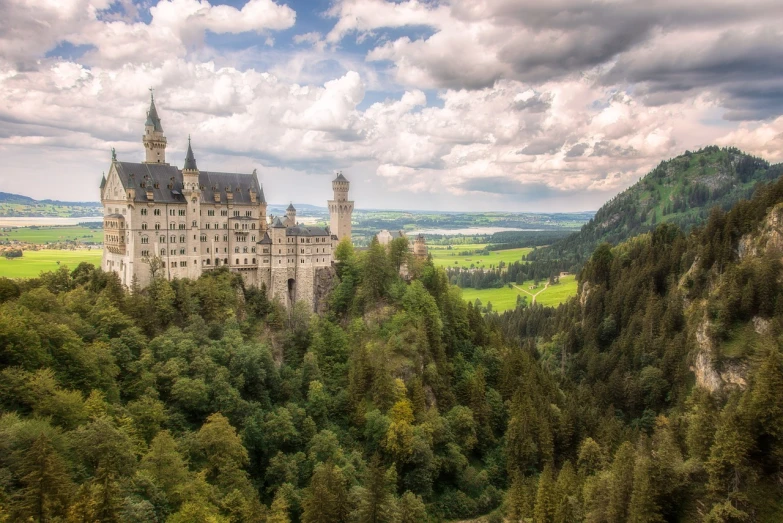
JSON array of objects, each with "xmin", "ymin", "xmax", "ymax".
[
  {"xmin": 459, "ymin": 275, "xmax": 579, "ymax": 312},
  {"xmin": 0, "ymin": 249, "xmax": 102, "ymax": 278},
  {"xmin": 0, "ymin": 225, "xmax": 103, "ymax": 244},
  {"xmin": 431, "ymin": 247, "xmax": 533, "ymax": 270}
]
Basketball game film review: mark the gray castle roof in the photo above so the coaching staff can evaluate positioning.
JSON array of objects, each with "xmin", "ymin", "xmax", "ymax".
[
  {"xmin": 112, "ymin": 162, "xmax": 264, "ymax": 205},
  {"xmin": 258, "ymin": 232, "xmax": 272, "ymax": 244},
  {"xmin": 333, "ymin": 172, "xmax": 347, "ymax": 182},
  {"xmin": 145, "ymin": 95, "xmax": 163, "ymax": 132},
  {"xmin": 271, "ymin": 216, "xmax": 286, "ymax": 228},
  {"xmin": 286, "ymin": 225, "xmax": 330, "ymax": 237},
  {"xmin": 183, "ymin": 137, "xmax": 198, "ymax": 171},
  {"xmin": 287, "ymin": 203, "xmax": 296, "ymax": 211}
]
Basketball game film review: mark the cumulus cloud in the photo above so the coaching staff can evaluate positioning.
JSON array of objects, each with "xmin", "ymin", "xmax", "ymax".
[{"xmin": 2, "ymin": 0, "xmax": 783, "ymax": 211}]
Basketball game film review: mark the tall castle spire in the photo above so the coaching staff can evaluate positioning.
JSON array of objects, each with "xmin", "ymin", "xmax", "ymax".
[
  {"xmin": 183, "ymin": 135, "xmax": 198, "ymax": 171},
  {"xmin": 142, "ymin": 89, "xmax": 168, "ymax": 164}
]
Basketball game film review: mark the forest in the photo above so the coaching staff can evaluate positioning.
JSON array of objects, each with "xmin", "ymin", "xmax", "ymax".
[{"xmin": 1, "ymin": 170, "xmax": 783, "ymax": 522}]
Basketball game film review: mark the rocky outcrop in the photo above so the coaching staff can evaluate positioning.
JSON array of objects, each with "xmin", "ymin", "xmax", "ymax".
[
  {"xmin": 313, "ymin": 265, "xmax": 337, "ymax": 315},
  {"xmin": 691, "ymin": 317, "xmax": 748, "ymax": 394},
  {"xmin": 738, "ymin": 202, "xmax": 783, "ymax": 260}
]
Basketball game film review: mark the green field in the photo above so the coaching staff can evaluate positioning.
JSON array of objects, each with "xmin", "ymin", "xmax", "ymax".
[
  {"xmin": 431, "ymin": 246, "xmax": 533, "ymax": 270},
  {"xmin": 460, "ymin": 275, "xmax": 578, "ymax": 312},
  {"xmin": 0, "ymin": 250, "xmax": 102, "ymax": 278},
  {"xmin": 0, "ymin": 225, "xmax": 103, "ymax": 244}
]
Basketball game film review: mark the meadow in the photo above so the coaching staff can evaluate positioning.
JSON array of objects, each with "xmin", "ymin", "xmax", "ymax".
[
  {"xmin": 0, "ymin": 249, "xmax": 102, "ymax": 278},
  {"xmin": 430, "ymin": 246, "xmax": 533, "ymax": 270},
  {"xmin": 460, "ymin": 275, "xmax": 578, "ymax": 312},
  {"xmin": 0, "ymin": 225, "xmax": 103, "ymax": 244}
]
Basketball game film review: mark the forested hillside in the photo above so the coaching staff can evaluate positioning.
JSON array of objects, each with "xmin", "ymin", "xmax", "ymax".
[
  {"xmin": 1, "ymin": 172, "xmax": 783, "ymax": 522},
  {"xmin": 496, "ymin": 175, "xmax": 783, "ymax": 521},
  {"xmin": 527, "ymin": 146, "xmax": 783, "ymax": 274}
]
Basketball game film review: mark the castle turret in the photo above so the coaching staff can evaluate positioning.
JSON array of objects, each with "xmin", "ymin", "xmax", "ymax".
[
  {"xmin": 285, "ymin": 203, "xmax": 296, "ymax": 226},
  {"xmin": 182, "ymin": 137, "xmax": 201, "ymax": 279},
  {"xmin": 328, "ymin": 172, "xmax": 353, "ymax": 243},
  {"xmin": 143, "ymin": 92, "xmax": 168, "ymax": 164}
]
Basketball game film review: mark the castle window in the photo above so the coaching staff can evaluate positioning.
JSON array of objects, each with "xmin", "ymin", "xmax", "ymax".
[
  {"xmin": 243, "ymin": 247, "xmax": 248, "ymax": 253},
  {"xmin": 180, "ymin": 235, "xmax": 185, "ymax": 243},
  {"xmin": 208, "ymin": 210, "xmax": 215, "ymax": 216},
  {"xmin": 170, "ymin": 209, "xmax": 175, "ymax": 216},
  {"xmin": 206, "ymin": 259, "xmax": 211, "ymax": 265},
  {"xmin": 141, "ymin": 250, "xmax": 149, "ymax": 257},
  {"xmin": 225, "ymin": 258, "xmax": 228, "ymax": 264},
  {"xmin": 154, "ymin": 209, "xmax": 161, "ymax": 216},
  {"xmin": 235, "ymin": 247, "xmax": 239, "ymax": 253},
  {"xmin": 251, "ymin": 223, "xmax": 256, "ymax": 229},
  {"xmin": 160, "ymin": 248, "xmax": 165, "ymax": 255},
  {"xmin": 170, "ymin": 236, "xmax": 176, "ymax": 243},
  {"xmin": 141, "ymin": 223, "xmax": 147, "ymax": 230},
  {"xmin": 221, "ymin": 210, "xmax": 228, "ymax": 216},
  {"xmin": 251, "ymin": 236, "xmax": 256, "ymax": 242},
  {"xmin": 162, "ymin": 262, "xmax": 166, "ymax": 267},
  {"xmin": 155, "ymin": 223, "xmax": 160, "ymax": 230},
  {"xmin": 223, "ymin": 235, "xmax": 228, "ymax": 242},
  {"xmin": 178, "ymin": 210, "xmax": 185, "ymax": 216},
  {"xmin": 223, "ymin": 223, "xmax": 228, "ymax": 229},
  {"xmin": 251, "ymin": 247, "xmax": 256, "ymax": 253},
  {"xmin": 234, "ymin": 224, "xmax": 239, "ymax": 230},
  {"xmin": 215, "ymin": 235, "xmax": 219, "ymax": 242},
  {"xmin": 170, "ymin": 223, "xmax": 175, "ymax": 229},
  {"xmin": 160, "ymin": 236, "xmax": 166, "ymax": 243},
  {"xmin": 252, "ymin": 258, "xmax": 255, "ymax": 264},
  {"xmin": 244, "ymin": 258, "xmax": 247, "ymax": 264},
  {"xmin": 206, "ymin": 224, "xmax": 210, "ymax": 229},
  {"xmin": 180, "ymin": 248, "xmax": 185, "ymax": 255},
  {"xmin": 200, "ymin": 235, "xmax": 207, "ymax": 242},
  {"xmin": 236, "ymin": 259, "xmax": 239, "ymax": 264},
  {"xmin": 141, "ymin": 208, "xmax": 147, "ymax": 216},
  {"xmin": 141, "ymin": 236, "xmax": 149, "ymax": 244},
  {"xmin": 171, "ymin": 249, "xmax": 176, "ymax": 255},
  {"xmin": 179, "ymin": 224, "xmax": 185, "ymax": 230},
  {"xmin": 192, "ymin": 220, "xmax": 197, "ymax": 227},
  {"xmin": 245, "ymin": 211, "xmax": 252, "ymax": 217},
  {"xmin": 233, "ymin": 210, "xmax": 240, "ymax": 217}
]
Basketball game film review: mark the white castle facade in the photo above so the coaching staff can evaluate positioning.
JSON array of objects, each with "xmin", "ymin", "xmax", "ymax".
[{"xmin": 100, "ymin": 94, "xmax": 353, "ymax": 310}]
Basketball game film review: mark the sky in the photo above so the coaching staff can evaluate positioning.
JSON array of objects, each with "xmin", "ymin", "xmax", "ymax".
[{"xmin": 1, "ymin": 0, "xmax": 783, "ymax": 212}]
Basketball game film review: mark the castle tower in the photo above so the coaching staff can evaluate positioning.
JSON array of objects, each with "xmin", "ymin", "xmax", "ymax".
[
  {"xmin": 142, "ymin": 92, "xmax": 167, "ymax": 164},
  {"xmin": 328, "ymin": 172, "xmax": 353, "ymax": 243},
  {"xmin": 413, "ymin": 234, "xmax": 428, "ymax": 259},
  {"xmin": 182, "ymin": 137, "xmax": 201, "ymax": 279},
  {"xmin": 285, "ymin": 203, "xmax": 296, "ymax": 226}
]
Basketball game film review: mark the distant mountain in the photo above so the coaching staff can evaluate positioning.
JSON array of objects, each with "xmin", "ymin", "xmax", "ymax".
[
  {"xmin": 527, "ymin": 145, "xmax": 783, "ymax": 272},
  {"xmin": 0, "ymin": 192, "xmax": 102, "ymax": 218}
]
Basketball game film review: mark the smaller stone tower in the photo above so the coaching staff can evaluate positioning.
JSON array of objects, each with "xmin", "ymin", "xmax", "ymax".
[
  {"xmin": 413, "ymin": 234, "xmax": 428, "ymax": 259},
  {"xmin": 143, "ymin": 91, "xmax": 167, "ymax": 164},
  {"xmin": 285, "ymin": 203, "xmax": 296, "ymax": 226},
  {"xmin": 328, "ymin": 172, "xmax": 353, "ymax": 243}
]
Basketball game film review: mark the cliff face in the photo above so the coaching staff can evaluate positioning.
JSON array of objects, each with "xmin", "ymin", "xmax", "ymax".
[{"xmin": 313, "ymin": 265, "xmax": 337, "ymax": 315}]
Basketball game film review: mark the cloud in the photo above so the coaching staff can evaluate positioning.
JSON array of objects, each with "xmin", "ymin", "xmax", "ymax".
[{"xmin": 0, "ymin": 0, "xmax": 296, "ymax": 67}]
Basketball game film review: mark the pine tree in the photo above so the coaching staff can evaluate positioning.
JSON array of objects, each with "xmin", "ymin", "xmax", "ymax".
[
  {"xmin": 15, "ymin": 434, "xmax": 73, "ymax": 521},
  {"xmin": 627, "ymin": 455, "xmax": 663, "ymax": 523},
  {"xmin": 301, "ymin": 461, "xmax": 349, "ymax": 523},
  {"xmin": 607, "ymin": 442, "xmax": 635, "ymax": 523},
  {"xmin": 355, "ymin": 455, "xmax": 399, "ymax": 523},
  {"xmin": 533, "ymin": 463, "xmax": 556, "ymax": 523}
]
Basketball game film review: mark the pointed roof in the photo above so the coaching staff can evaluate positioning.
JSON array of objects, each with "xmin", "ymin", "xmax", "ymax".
[
  {"xmin": 272, "ymin": 216, "xmax": 286, "ymax": 228},
  {"xmin": 183, "ymin": 136, "xmax": 198, "ymax": 171},
  {"xmin": 145, "ymin": 93, "xmax": 163, "ymax": 132},
  {"xmin": 287, "ymin": 202, "xmax": 296, "ymax": 212},
  {"xmin": 333, "ymin": 172, "xmax": 348, "ymax": 182},
  {"xmin": 99, "ymin": 173, "xmax": 106, "ymax": 189},
  {"xmin": 259, "ymin": 232, "xmax": 273, "ymax": 244}
]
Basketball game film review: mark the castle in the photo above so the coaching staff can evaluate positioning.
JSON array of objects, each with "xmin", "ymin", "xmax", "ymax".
[{"xmin": 100, "ymin": 93, "xmax": 354, "ymax": 310}]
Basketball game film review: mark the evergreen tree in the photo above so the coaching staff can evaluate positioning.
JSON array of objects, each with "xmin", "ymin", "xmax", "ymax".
[
  {"xmin": 355, "ymin": 455, "xmax": 399, "ymax": 523},
  {"xmin": 533, "ymin": 463, "xmax": 556, "ymax": 523},
  {"xmin": 14, "ymin": 433, "xmax": 73, "ymax": 522},
  {"xmin": 301, "ymin": 461, "xmax": 349, "ymax": 523}
]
